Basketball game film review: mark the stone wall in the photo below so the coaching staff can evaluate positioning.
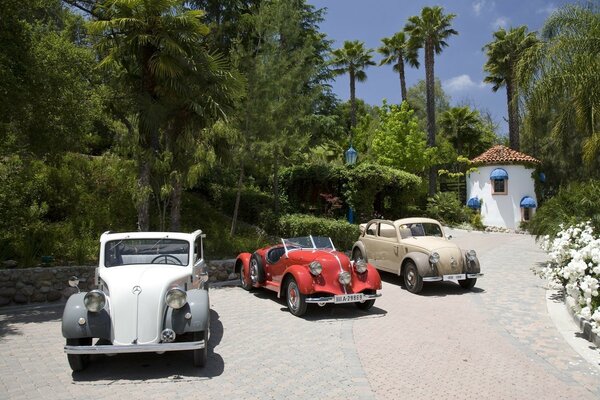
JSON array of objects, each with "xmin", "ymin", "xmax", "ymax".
[{"xmin": 0, "ymin": 259, "xmax": 237, "ymax": 306}]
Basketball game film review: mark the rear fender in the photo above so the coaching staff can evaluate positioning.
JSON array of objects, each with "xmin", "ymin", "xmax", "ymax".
[
  {"xmin": 401, "ymin": 252, "xmax": 434, "ymax": 277},
  {"xmin": 166, "ymin": 289, "xmax": 210, "ymax": 334},
  {"xmin": 61, "ymin": 292, "xmax": 111, "ymax": 340},
  {"xmin": 351, "ymin": 241, "xmax": 368, "ymax": 262},
  {"xmin": 279, "ymin": 265, "xmax": 313, "ymax": 298}
]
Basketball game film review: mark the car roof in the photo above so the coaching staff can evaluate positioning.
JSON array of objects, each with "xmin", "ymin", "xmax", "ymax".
[
  {"xmin": 100, "ymin": 231, "xmax": 202, "ymax": 243},
  {"xmin": 394, "ymin": 217, "xmax": 441, "ymax": 227}
]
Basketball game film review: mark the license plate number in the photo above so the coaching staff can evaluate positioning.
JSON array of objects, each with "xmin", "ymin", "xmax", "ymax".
[
  {"xmin": 334, "ymin": 293, "xmax": 364, "ymax": 303},
  {"xmin": 443, "ymin": 274, "xmax": 466, "ymax": 281}
]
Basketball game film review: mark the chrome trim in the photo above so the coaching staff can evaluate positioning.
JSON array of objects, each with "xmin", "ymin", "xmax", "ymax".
[
  {"xmin": 467, "ymin": 273, "xmax": 484, "ymax": 278},
  {"xmin": 422, "ymin": 276, "xmax": 443, "ymax": 282},
  {"xmin": 64, "ymin": 340, "xmax": 205, "ymax": 354},
  {"xmin": 305, "ymin": 293, "xmax": 381, "ymax": 304}
]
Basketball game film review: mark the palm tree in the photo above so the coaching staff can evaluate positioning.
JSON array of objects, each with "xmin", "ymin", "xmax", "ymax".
[
  {"xmin": 405, "ymin": 6, "xmax": 457, "ymax": 196},
  {"xmin": 89, "ymin": 0, "xmax": 210, "ymax": 231},
  {"xmin": 331, "ymin": 40, "xmax": 376, "ymax": 129},
  {"xmin": 439, "ymin": 106, "xmax": 484, "ymax": 158},
  {"xmin": 484, "ymin": 26, "xmax": 538, "ymax": 151},
  {"xmin": 378, "ymin": 31, "xmax": 419, "ymax": 103}
]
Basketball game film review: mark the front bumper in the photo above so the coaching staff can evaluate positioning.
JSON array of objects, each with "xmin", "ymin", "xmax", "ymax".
[
  {"xmin": 423, "ymin": 273, "xmax": 484, "ymax": 282},
  {"xmin": 64, "ymin": 339, "xmax": 205, "ymax": 355},
  {"xmin": 305, "ymin": 293, "xmax": 381, "ymax": 304}
]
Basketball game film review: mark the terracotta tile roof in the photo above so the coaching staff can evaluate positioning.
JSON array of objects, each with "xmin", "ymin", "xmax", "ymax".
[{"xmin": 471, "ymin": 145, "xmax": 541, "ymax": 165}]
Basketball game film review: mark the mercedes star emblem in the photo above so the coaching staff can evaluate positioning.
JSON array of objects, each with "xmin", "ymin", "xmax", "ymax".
[{"xmin": 132, "ymin": 285, "xmax": 142, "ymax": 294}]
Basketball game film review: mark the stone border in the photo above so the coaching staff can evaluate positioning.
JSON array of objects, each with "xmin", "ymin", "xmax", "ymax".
[{"xmin": 552, "ymin": 289, "xmax": 600, "ymax": 347}]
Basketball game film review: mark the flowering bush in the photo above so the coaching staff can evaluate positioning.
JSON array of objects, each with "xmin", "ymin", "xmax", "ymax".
[{"xmin": 538, "ymin": 222, "xmax": 600, "ymax": 333}]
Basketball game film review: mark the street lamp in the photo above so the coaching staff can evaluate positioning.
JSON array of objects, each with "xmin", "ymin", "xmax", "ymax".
[{"xmin": 345, "ymin": 146, "xmax": 357, "ymax": 223}]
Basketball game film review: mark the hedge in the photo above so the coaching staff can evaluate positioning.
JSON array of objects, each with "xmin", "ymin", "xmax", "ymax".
[{"xmin": 278, "ymin": 214, "xmax": 360, "ymax": 251}]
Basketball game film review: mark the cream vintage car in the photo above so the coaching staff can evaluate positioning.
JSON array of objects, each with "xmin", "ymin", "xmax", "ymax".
[{"xmin": 352, "ymin": 218, "xmax": 482, "ymax": 294}]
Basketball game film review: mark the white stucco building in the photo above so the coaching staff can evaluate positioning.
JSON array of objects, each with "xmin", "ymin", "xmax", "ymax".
[{"xmin": 466, "ymin": 145, "xmax": 541, "ymax": 230}]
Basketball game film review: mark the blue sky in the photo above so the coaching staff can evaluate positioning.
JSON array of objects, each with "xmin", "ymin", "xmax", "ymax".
[{"xmin": 308, "ymin": 0, "xmax": 573, "ymax": 136}]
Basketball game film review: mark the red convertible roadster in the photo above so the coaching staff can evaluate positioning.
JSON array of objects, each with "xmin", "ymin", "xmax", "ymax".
[{"xmin": 235, "ymin": 236, "xmax": 382, "ymax": 316}]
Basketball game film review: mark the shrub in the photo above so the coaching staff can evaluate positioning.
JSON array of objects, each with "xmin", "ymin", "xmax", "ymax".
[
  {"xmin": 278, "ymin": 214, "xmax": 360, "ymax": 251},
  {"xmin": 210, "ymin": 184, "xmax": 283, "ymax": 226},
  {"xmin": 425, "ymin": 192, "xmax": 470, "ymax": 226},
  {"xmin": 470, "ymin": 212, "xmax": 485, "ymax": 230}
]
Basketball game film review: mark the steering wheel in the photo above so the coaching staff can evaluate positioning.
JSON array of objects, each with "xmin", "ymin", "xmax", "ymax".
[{"xmin": 151, "ymin": 254, "xmax": 183, "ymax": 265}]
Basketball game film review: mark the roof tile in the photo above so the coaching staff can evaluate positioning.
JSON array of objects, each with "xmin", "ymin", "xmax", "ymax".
[{"xmin": 471, "ymin": 145, "xmax": 541, "ymax": 165}]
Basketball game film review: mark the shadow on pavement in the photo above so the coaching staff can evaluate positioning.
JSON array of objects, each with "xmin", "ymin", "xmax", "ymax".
[
  {"xmin": 71, "ymin": 309, "xmax": 225, "ymax": 382},
  {"xmin": 379, "ymin": 270, "xmax": 485, "ymax": 297},
  {"xmin": 0, "ymin": 304, "xmax": 63, "ymax": 339}
]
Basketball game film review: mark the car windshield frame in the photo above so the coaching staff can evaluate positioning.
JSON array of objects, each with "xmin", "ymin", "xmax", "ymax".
[
  {"xmin": 281, "ymin": 235, "xmax": 336, "ymax": 254},
  {"xmin": 104, "ymin": 238, "xmax": 191, "ymax": 267},
  {"xmin": 400, "ymin": 222, "xmax": 444, "ymax": 238}
]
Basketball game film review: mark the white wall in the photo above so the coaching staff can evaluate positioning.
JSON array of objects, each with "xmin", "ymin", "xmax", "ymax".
[{"xmin": 466, "ymin": 164, "xmax": 537, "ymax": 230}]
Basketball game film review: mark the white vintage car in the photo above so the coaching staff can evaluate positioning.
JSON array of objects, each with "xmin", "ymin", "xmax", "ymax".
[
  {"xmin": 62, "ymin": 230, "xmax": 210, "ymax": 371},
  {"xmin": 352, "ymin": 218, "xmax": 483, "ymax": 294}
]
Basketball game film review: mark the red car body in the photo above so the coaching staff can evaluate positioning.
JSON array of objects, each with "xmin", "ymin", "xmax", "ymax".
[{"xmin": 235, "ymin": 236, "xmax": 382, "ymax": 316}]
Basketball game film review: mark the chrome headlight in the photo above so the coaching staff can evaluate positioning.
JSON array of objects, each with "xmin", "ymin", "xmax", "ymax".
[
  {"xmin": 84, "ymin": 290, "xmax": 106, "ymax": 312},
  {"xmin": 354, "ymin": 259, "xmax": 368, "ymax": 274},
  {"xmin": 338, "ymin": 271, "xmax": 351, "ymax": 285},
  {"xmin": 429, "ymin": 252, "xmax": 440, "ymax": 264},
  {"xmin": 466, "ymin": 249, "xmax": 477, "ymax": 261},
  {"xmin": 165, "ymin": 287, "xmax": 187, "ymax": 309},
  {"xmin": 309, "ymin": 261, "xmax": 322, "ymax": 276}
]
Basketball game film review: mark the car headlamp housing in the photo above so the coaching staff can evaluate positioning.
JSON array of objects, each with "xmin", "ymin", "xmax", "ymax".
[
  {"xmin": 84, "ymin": 290, "xmax": 106, "ymax": 312},
  {"xmin": 429, "ymin": 252, "xmax": 440, "ymax": 264},
  {"xmin": 309, "ymin": 261, "xmax": 323, "ymax": 276},
  {"xmin": 338, "ymin": 271, "xmax": 352, "ymax": 285},
  {"xmin": 165, "ymin": 287, "xmax": 187, "ymax": 309},
  {"xmin": 354, "ymin": 259, "xmax": 368, "ymax": 274},
  {"xmin": 466, "ymin": 249, "xmax": 477, "ymax": 261}
]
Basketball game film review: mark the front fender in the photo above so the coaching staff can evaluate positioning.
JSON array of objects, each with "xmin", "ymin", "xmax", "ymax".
[
  {"xmin": 235, "ymin": 252, "xmax": 252, "ymax": 282},
  {"xmin": 280, "ymin": 265, "xmax": 313, "ymax": 298},
  {"xmin": 352, "ymin": 264, "xmax": 382, "ymax": 292},
  {"xmin": 464, "ymin": 252, "xmax": 481, "ymax": 273},
  {"xmin": 401, "ymin": 252, "xmax": 435, "ymax": 278},
  {"xmin": 61, "ymin": 292, "xmax": 111, "ymax": 340},
  {"xmin": 166, "ymin": 289, "xmax": 210, "ymax": 334},
  {"xmin": 352, "ymin": 241, "xmax": 368, "ymax": 262}
]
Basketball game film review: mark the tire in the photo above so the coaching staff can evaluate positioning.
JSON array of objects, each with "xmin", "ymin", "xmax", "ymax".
[
  {"xmin": 355, "ymin": 291, "xmax": 375, "ymax": 310},
  {"xmin": 238, "ymin": 262, "xmax": 252, "ymax": 291},
  {"xmin": 193, "ymin": 330, "xmax": 208, "ymax": 367},
  {"xmin": 285, "ymin": 277, "xmax": 307, "ymax": 317},
  {"xmin": 459, "ymin": 277, "xmax": 477, "ymax": 290},
  {"xmin": 352, "ymin": 248, "xmax": 364, "ymax": 262},
  {"xmin": 403, "ymin": 261, "xmax": 423, "ymax": 294},
  {"xmin": 249, "ymin": 253, "xmax": 266, "ymax": 284},
  {"xmin": 66, "ymin": 338, "xmax": 91, "ymax": 372}
]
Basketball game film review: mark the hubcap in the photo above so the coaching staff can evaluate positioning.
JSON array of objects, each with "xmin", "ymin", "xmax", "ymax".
[
  {"xmin": 288, "ymin": 282, "xmax": 299, "ymax": 311},
  {"xmin": 250, "ymin": 259, "xmax": 258, "ymax": 283},
  {"xmin": 407, "ymin": 269, "xmax": 415, "ymax": 287}
]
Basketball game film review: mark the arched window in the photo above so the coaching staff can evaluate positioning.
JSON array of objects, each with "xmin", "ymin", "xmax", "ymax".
[
  {"xmin": 490, "ymin": 168, "xmax": 508, "ymax": 194},
  {"xmin": 520, "ymin": 196, "xmax": 536, "ymax": 221}
]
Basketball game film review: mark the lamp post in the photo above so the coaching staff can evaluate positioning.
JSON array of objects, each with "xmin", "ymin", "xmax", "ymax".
[{"xmin": 345, "ymin": 146, "xmax": 357, "ymax": 223}]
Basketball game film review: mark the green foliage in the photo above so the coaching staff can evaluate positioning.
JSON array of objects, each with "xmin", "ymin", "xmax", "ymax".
[
  {"xmin": 425, "ymin": 192, "xmax": 470, "ymax": 226},
  {"xmin": 529, "ymin": 181, "xmax": 600, "ymax": 239},
  {"xmin": 278, "ymin": 214, "xmax": 360, "ymax": 251},
  {"xmin": 470, "ymin": 212, "xmax": 485, "ymax": 230},
  {"xmin": 211, "ymin": 184, "xmax": 280, "ymax": 226},
  {"xmin": 439, "ymin": 106, "xmax": 496, "ymax": 159}
]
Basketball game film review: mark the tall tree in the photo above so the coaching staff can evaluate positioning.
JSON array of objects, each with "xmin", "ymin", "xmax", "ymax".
[
  {"xmin": 484, "ymin": 26, "xmax": 538, "ymax": 151},
  {"xmin": 378, "ymin": 31, "xmax": 419, "ymax": 103},
  {"xmin": 405, "ymin": 6, "xmax": 457, "ymax": 196},
  {"xmin": 89, "ymin": 0, "xmax": 211, "ymax": 231},
  {"xmin": 439, "ymin": 106, "xmax": 494, "ymax": 158},
  {"xmin": 331, "ymin": 40, "xmax": 375, "ymax": 129}
]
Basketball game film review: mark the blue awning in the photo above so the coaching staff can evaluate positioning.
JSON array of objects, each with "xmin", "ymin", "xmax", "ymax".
[
  {"xmin": 520, "ymin": 196, "xmax": 537, "ymax": 208},
  {"xmin": 467, "ymin": 197, "xmax": 481, "ymax": 209},
  {"xmin": 490, "ymin": 168, "xmax": 508, "ymax": 180}
]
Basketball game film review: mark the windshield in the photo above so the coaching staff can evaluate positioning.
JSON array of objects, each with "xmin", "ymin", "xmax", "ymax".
[
  {"xmin": 104, "ymin": 238, "xmax": 190, "ymax": 267},
  {"xmin": 282, "ymin": 236, "xmax": 335, "ymax": 252},
  {"xmin": 400, "ymin": 223, "xmax": 444, "ymax": 238}
]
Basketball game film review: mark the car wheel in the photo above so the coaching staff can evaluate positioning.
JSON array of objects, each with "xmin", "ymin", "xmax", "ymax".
[
  {"xmin": 249, "ymin": 253, "xmax": 265, "ymax": 284},
  {"xmin": 459, "ymin": 277, "xmax": 477, "ymax": 290},
  {"xmin": 66, "ymin": 338, "xmax": 91, "ymax": 372},
  {"xmin": 285, "ymin": 277, "xmax": 307, "ymax": 317},
  {"xmin": 403, "ymin": 261, "xmax": 423, "ymax": 294},
  {"xmin": 193, "ymin": 330, "xmax": 208, "ymax": 367},
  {"xmin": 352, "ymin": 248, "xmax": 364, "ymax": 262},
  {"xmin": 355, "ymin": 290, "xmax": 375, "ymax": 311},
  {"xmin": 239, "ymin": 263, "xmax": 252, "ymax": 291}
]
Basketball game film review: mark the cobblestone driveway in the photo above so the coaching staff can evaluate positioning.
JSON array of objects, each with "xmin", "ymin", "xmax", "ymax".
[{"xmin": 1, "ymin": 231, "xmax": 599, "ymax": 399}]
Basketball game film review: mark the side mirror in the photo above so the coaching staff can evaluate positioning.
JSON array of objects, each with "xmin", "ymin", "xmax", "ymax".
[{"xmin": 446, "ymin": 235, "xmax": 453, "ymax": 240}]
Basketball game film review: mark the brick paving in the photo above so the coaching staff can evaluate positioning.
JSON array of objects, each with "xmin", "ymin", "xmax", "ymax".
[{"xmin": 1, "ymin": 230, "xmax": 599, "ymax": 399}]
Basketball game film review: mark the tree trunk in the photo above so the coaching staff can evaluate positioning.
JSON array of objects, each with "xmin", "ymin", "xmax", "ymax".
[
  {"xmin": 169, "ymin": 177, "xmax": 182, "ymax": 232},
  {"xmin": 273, "ymin": 154, "xmax": 280, "ymax": 217},
  {"xmin": 230, "ymin": 160, "xmax": 244, "ymax": 237},
  {"xmin": 398, "ymin": 56, "xmax": 407, "ymax": 103},
  {"xmin": 506, "ymin": 74, "xmax": 520, "ymax": 150},
  {"xmin": 349, "ymin": 67, "xmax": 356, "ymax": 129},
  {"xmin": 425, "ymin": 41, "xmax": 437, "ymax": 197},
  {"xmin": 137, "ymin": 158, "xmax": 151, "ymax": 231}
]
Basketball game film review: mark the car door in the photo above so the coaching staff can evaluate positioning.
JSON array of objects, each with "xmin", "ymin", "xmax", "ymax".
[
  {"xmin": 377, "ymin": 222, "xmax": 401, "ymax": 272},
  {"xmin": 360, "ymin": 222, "xmax": 382, "ymax": 266}
]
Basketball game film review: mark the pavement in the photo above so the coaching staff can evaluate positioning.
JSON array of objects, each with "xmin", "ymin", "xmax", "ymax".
[{"xmin": 0, "ymin": 230, "xmax": 599, "ymax": 399}]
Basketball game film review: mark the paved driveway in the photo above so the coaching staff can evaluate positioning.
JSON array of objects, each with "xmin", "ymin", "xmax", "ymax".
[{"xmin": 1, "ymin": 230, "xmax": 599, "ymax": 399}]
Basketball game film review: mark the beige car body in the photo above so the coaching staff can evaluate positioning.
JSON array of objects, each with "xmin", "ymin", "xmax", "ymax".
[{"xmin": 352, "ymin": 218, "xmax": 482, "ymax": 293}]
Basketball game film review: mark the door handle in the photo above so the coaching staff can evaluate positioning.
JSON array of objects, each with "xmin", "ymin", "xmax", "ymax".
[{"xmin": 394, "ymin": 246, "xmax": 399, "ymax": 256}]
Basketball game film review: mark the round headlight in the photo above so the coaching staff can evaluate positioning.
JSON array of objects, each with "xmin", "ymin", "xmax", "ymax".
[
  {"xmin": 354, "ymin": 259, "xmax": 368, "ymax": 274},
  {"xmin": 338, "ymin": 271, "xmax": 351, "ymax": 285},
  {"xmin": 429, "ymin": 252, "xmax": 440, "ymax": 264},
  {"xmin": 165, "ymin": 287, "xmax": 187, "ymax": 309},
  {"xmin": 309, "ymin": 261, "xmax": 323, "ymax": 276},
  {"xmin": 84, "ymin": 290, "xmax": 106, "ymax": 312},
  {"xmin": 466, "ymin": 249, "xmax": 477, "ymax": 261}
]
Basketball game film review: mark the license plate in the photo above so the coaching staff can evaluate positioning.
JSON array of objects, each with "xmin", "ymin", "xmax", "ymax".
[
  {"xmin": 334, "ymin": 293, "xmax": 364, "ymax": 303},
  {"xmin": 443, "ymin": 274, "xmax": 466, "ymax": 281}
]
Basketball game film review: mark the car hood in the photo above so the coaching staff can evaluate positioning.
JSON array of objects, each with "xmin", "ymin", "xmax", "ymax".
[
  {"xmin": 405, "ymin": 237, "xmax": 464, "ymax": 274},
  {"xmin": 99, "ymin": 265, "xmax": 190, "ymax": 345},
  {"xmin": 404, "ymin": 236, "xmax": 458, "ymax": 252},
  {"xmin": 287, "ymin": 250, "xmax": 350, "ymax": 270}
]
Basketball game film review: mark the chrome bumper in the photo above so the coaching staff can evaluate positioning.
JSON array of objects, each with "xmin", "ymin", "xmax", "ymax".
[
  {"xmin": 305, "ymin": 293, "xmax": 381, "ymax": 304},
  {"xmin": 422, "ymin": 273, "xmax": 484, "ymax": 282},
  {"xmin": 64, "ymin": 339, "xmax": 205, "ymax": 354}
]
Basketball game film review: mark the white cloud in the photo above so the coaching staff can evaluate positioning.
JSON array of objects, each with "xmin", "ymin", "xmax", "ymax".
[
  {"xmin": 537, "ymin": 3, "xmax": 557, "ymax": 15},
  {"xmin": 472, "ymin": 1, "xmax": 495, "ymax": 16},
  {"xmin": 491, "ymin": 16, "xmax": 509, "ymax": 29},
  {"xmin": 443, "ymin": 74, "xmax": 487, "ymax": 93}
]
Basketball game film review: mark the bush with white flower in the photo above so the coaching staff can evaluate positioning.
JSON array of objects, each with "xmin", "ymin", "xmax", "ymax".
[{"xmin": 538, "ymin": 222, "xmax": 600, "ymax": 334}]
